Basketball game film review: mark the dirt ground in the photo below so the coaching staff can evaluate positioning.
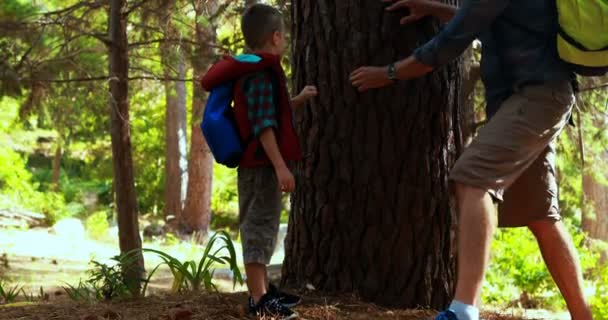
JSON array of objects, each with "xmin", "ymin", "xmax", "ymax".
[{"xmin": 0, "ymin": 291, "xmax": 554, "ymax": 320}]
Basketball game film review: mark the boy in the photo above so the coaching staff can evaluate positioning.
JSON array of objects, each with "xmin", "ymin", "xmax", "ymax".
[{"xmin": 202, "ymin": 4, "xmax": 317, "ymax": 319}]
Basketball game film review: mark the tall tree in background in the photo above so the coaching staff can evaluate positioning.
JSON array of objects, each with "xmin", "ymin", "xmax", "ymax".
[
  {"xmin": 108, "ymin": 0, "xmax": 144, "ymax": 292},
  {"xmin": 181, "ymin": 0, "xmax": 216, "ymax": 234},
  {"xmin": 580, "ymin": 78, "xmax": 608, "ymax": 260},
  {"xmin": 282, "ymin": 0, "xmax": 462, "ymax": 308},
  {"xmin": 159, "ymin": 0, "xmax": 188, "ymax": 224}
]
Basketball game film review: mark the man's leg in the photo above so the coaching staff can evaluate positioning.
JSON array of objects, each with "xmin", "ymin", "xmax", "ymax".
[
  {"xmin": 528, "ymin": 220, "xmax": 593, "ymax": 320},
  {"xmin": 453, "ymin": 182, "xmax": 498, "ymax": 306}
]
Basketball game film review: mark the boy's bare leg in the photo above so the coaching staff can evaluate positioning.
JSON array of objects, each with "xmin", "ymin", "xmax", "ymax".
[
  {"xmin": 528, "ymin": 220, "xmax": 593, "ymax": 320},
  {"xmin": 453, "ymin": 183, "xmax": 497, "ymax": 305},
  {"xmin": 246, "ymin": 263, "xmax": 268, "ymax": 303}
]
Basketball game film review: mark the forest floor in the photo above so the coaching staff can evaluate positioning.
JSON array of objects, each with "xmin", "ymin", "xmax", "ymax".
[
  {"xmin": 0, "ymin": 227, "xmax": 570, "ymax": 320},
  {"xmin": 0, "ymin": 291, "xmax": 566, "ymax": 320}
]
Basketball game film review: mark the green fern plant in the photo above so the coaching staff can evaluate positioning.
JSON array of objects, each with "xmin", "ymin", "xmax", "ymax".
[
  {"xmin": 143, "ymin": 231, "xmax": 243, "ymax": 293},
  {"xmin": 0, "ymin": 280, "xmax": 22, "ymax": 304}
]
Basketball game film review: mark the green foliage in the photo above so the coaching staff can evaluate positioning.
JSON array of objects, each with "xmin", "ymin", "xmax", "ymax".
[
  {"xmin": 65, "ymin": 252, "xmax": 157, "ymax": 303},
  {"xmin": 142, "ymin": 231, "xmax": 243, "ymax": 293},
  {"xmin": 484, "ymin": 223, "xmax": 600, "ymax": 310},
  {"xmin": 130, "ymin": 83, "xmax": 167, "ymax": 215},
  {"xmin": 63, "ymin": 280, "xmax": 98, "ymax": 303},
  {"xmin": 0, "ymin": 280, "xmax": 22, "ymax": 304},
  {"xmin": 0, "ymin": 98, "xmax": 68, "ymax": 224},
  {"xmin": 20, "ymin": 286, "xmax": 46, "ymax": 303},
  {"xmin": 591, "ymin": 263, "xmax": 608, "ymax": 320},
  {"xmin": 85, "ymin": 210, "xmax": 110, "ymax": 240},
  {"xmin": 210, "ymin": 164, "xmax": 239, "ymax": 230}
]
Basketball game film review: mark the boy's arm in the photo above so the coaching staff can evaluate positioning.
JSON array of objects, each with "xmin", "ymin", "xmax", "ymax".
[
  {"xmin": 244, "ymin": 72, "xmax": 295, "ymax": 192},
  {"xmin": 291, "ymin": 85, "xmax": 318, "ymax": 109},
  {"xmin": 259, "ymin": 129, "xmax": 295, "ymax": 192}
]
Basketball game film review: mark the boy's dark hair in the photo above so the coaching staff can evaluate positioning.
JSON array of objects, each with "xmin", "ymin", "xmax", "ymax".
[{"xmin": 241, "ymin": 4, "xmax": 284, "ymax": 50}]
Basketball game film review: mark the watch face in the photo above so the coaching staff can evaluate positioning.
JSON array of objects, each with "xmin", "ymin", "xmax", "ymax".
[{"xmin": 388, "ymin": 64, "xmax": 397, "ymax": 80}]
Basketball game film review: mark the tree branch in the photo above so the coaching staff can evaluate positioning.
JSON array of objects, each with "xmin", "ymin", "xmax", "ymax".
[
  {"xmin": 40, "ymin": 1, "xmax": 104, "ymax": 17},
  {"xmin": 33, "ymin": 76, "xmax": 193, "ymax": 83},
  {"xmin": 128, "ymin": 38, "xmax": 198, "ymax": 48},
  {"xmin": 125, "ymin": 0, "xmax": 153, "ymax": 16},
  {"xmin": 580, "ymin": 82, "xmax": 608, "ymax": 92}
]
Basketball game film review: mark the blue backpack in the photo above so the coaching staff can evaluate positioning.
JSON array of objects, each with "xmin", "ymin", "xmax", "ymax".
[
  {"xmin": 200, "ymin": 82, "xmax": 243, "ymax": 168},
  {"xmin": 201, "ymin": 54, "xmax": 265, "ymax": 168}
]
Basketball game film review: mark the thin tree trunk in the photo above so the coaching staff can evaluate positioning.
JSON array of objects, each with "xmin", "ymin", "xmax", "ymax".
[
  {"xmin": 160, "ymin": 0, "xmax": 185, "ymax": 223},
  {"xmin": 108, "ymin": 0, "xmax": 144, "ymax": 294},
  {"xmin": 177, "ymin": 55, "xmax": 188, "ymax": 209},
  {"xmin": 52, "ymin": 142, "xmax": 62, "ymax": 192},
  {"xmin": 181, "ymin": 0, "xmax": 215, "ymax": 234},
  {"xmin": 582, "ymin": 169, "xmax": 608, "ymax": 243},
  {"xmin": 282, "ymin": 0, "xmax": 460, "ymax": 308}
]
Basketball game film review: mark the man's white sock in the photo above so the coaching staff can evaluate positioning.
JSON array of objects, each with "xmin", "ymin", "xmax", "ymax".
[{"xmin": 448, "ymin": 300, "xmax": 479, "ymax": 320}]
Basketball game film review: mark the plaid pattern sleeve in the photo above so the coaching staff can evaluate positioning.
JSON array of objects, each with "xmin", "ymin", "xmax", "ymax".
[{"xmin": 243, "ymin": 71, "xmax": 277, "ymax": 137}]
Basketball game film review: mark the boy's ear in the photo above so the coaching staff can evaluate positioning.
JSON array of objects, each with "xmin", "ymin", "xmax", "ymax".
[{"xmin": 272, "ymin": 31, "xmax": 281, "ymax": 45}]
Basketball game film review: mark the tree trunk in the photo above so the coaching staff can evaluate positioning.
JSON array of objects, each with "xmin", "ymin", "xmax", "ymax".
[
  {"xmin": 282, "ymin": 1, "xmax": 461, "ymax": 308},
  {"xmin": 582, "ymin": 168, "xmax": 608, "ymax": 242},
  {"xmin": 160, "ymin": 1, "xmax": 187, "ymax": 223},
  {"xmin": 459, "ymin": 48, "xmax": 479, "ymax": 146},
  {"xmin": 52, "ymin": 142, "xmax": 62, "ymax": 192},
  {"xmin": 108, "ymin": 0, "xmax": 144, "ymax": 294},
  {"xmin": 181, "ymin": 0, "xmax": 215, "ymax": 234}
]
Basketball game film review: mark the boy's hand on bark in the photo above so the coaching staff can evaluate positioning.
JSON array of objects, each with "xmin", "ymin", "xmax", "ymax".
[
  {"xmin": 276, "ymin": 166, "xmax": 295, "ymax": 193},
  {"xmin": 298, "ymin": 85, "xmax": 318, "ymax": 101}
]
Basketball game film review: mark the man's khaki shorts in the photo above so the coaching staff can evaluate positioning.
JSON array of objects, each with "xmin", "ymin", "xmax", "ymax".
[{"xmin": 450, "ymin": 81, "xmax": 574, "ymax": 226}]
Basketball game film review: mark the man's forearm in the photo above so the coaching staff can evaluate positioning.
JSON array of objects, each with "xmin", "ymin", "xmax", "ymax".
[
  {"xmin": 395, "ymin": 55, "xmax": 434, "ymax": 80},
  {"xmin": 259, "ymin": 128, "xmax": 288, "ymax": 171},
  {"xmin": 431, "ymin": 1, "xmax": 457, "ymax": 23}
]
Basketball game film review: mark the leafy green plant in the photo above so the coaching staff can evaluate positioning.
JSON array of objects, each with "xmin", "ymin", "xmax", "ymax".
[
  {"xmin": 591, "ymin": 266, "xmax": 608, "ymax": 320},
  {"xmin": 0, "ymin": 280, "xmax": 23, "ymax": 304},
  {"xmin": 143, "ymin": 231, "xmax": 243, "ymax": 293},
  {"xmin": 64, "ymin": 251, "xmax": 159, "ymax": 302},
  {"xmin": 63, "ymin": 280, "xmax": 97, "ymax": 303},
  {"xmin": 484, "ymin": 223, "xmax": 601, "ymax": 310},
  {"xmin": 85, "ymin": 210, "xmax": 110, "ymax": 240},
  {"xmin": 86, "ymin": 252, "xmax": 158, "ymax": 301},
  {"xmin": 21, "ymin": 286, "xmax": 46, "ymax": 302}
]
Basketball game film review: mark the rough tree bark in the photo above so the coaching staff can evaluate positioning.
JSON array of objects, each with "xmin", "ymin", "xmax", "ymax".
[
  {"xmin": 181, "ymin": 0, "xmax": 216, "ymax": 234},
  {"xmin": 282, "ymin": 1, "xmax": 462, "ymax": 308},
  {"xmin": 108, "ymin": 0, "xmax": 144, "ymax": 293}
]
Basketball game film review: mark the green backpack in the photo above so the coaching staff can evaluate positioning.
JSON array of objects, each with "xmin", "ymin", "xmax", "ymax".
[{"xmin": 556, "ymin": 0, "xmax": 608, "ymax": 76}]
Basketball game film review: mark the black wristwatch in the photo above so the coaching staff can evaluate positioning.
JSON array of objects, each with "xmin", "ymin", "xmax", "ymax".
[{"xmin": 387, "ymin": 63, "xmax": 398, "ymax": 82}]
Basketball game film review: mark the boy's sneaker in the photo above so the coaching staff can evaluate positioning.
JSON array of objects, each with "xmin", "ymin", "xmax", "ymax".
[
  {"xmin": 249, "ymin": 293, "xmax": 298, "ymax": 319},
  {"xmin": 434, "ymin": 310, "xmax": 460, "ymax": 320},
  {"xmin": 268, "ymin": 283, "xmax": 302, "ymax": 307}
]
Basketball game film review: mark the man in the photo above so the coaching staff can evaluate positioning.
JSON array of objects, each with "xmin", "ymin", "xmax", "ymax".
[{"xmin": 350, "ymin": 1, "xmax": 593, "ymax": 319}]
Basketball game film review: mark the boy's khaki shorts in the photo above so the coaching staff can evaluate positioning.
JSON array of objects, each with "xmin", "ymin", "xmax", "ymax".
[
  {"xmin": 450, "ymin": 81, "xmax": 574, "ymax": 226},
  {"xmin": 238, "ymin": 166, "xmax": 282, "ymax": 265}
]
